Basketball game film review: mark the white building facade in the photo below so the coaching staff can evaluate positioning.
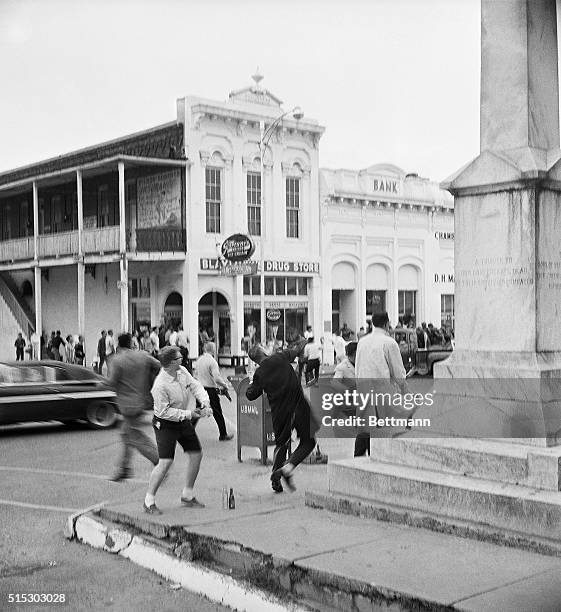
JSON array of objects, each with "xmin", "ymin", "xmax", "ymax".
[{"xmin": 320, "ymin": 164, "xmax": 455, "ymax": 338}]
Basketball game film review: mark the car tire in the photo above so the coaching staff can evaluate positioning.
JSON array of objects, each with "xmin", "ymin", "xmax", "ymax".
[{"xmin": 86, "ymin": 401, "xmax": 118, "ymax": 429}]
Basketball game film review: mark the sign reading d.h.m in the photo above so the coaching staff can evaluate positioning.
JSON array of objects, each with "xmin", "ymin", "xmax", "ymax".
[{"xmin": 221, "ymin": 234, "xmax": 255, "ymax": 262}]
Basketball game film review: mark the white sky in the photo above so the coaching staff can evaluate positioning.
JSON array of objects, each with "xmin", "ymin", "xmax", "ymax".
[{"xmin": 0, "ymin": 0, "xmax": 482, "ymax": 182}]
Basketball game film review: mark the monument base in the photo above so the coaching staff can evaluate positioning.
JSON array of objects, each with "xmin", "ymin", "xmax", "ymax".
[{"xmin": 311, "ymin": 438, "xmax": 561, "ymax": 553}]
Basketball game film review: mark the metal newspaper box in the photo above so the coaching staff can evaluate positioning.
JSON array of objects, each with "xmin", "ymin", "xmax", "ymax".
[{"xmin": 234, "ymin": 376, "xmax": 275, "ymax": 465}]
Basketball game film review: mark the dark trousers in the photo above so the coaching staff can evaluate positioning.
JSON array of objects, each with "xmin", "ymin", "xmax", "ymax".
[
  {"xmin": 305, "ymin": 358, "xmax": 320, "ymax": 383},
  {"xmin": 205, "ymin": 387, "xmax": 228, "ymax": 438},
  {"xmin": 298, "ymin": 358, "xmax": 305, "ymax": 382},
  {"xmin": 272, "ymin": 407, "xmax": 316, "ymax": 477},
  {"xmin": 354, "ymin": 432, "xmax": 370, "ymax": 457},
  {"xmin": 97, "ymin": 354, "xmax": 106, "ymax": 374},
  {"xmin": 16, "ymin": 348, "xmax": 24, "ymax": 361}
]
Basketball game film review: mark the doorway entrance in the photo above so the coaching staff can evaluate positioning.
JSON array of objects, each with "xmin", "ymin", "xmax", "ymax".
[
  {"xmin": 198, "ymin": 291, "xmax": 231, "ymax": 357},
  {"xmin": 164, "ymin": 291, "xmax": 183, "ymax": 329}
]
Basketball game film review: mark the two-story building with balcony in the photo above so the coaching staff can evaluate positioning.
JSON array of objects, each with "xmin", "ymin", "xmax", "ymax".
[
  {"xmin": 320, "ymin": 163, "xmax": 455, "ymax": 338},
  {"xmin": 0, "ymin": 75, "xmax": 325, "ymax": 364}
]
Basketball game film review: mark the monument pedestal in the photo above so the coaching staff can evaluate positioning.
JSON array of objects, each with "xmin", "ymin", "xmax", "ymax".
[{"xmin": 307, "ymin": 439, "xmax": 561, "ymax": 551}]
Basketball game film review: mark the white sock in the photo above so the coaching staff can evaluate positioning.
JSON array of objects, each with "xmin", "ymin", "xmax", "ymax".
[
  {"xmin": 144, "ymin": 493, "xmax": 155, "ymax": 506},
  {"xmin": 182, "ymin": 487, "xmax": 194, "ymax": 500}
]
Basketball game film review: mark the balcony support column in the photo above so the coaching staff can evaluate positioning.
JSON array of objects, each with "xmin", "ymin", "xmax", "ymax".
[
  {"xmin": 76, "ymin": 170, "xmax": 83, "ymax": 256},
  {"xmin": 119, "ymin": 256, "xmax": 129, "ymax": 332},
  {"xmin": 118, "ymin": 162, "xmax": 126, "ymax": 254},
  {"xmin": 32, "ymin": 181, "xmax": 39, "ymax": 260},
  {"xmin": 34, "ymin": 265, "xmax": 42, "ymax": 339},
  {"xmin": 77, "ymin": 262, "xmax": 85, "ymax": 340}
]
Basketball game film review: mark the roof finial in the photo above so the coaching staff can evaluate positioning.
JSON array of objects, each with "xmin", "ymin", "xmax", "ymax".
[{"xmin": 251, "ymin": 67, "xmax": 264, "ymax": 90}]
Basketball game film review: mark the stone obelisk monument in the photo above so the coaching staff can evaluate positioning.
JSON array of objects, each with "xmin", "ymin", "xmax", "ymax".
[{"xmin": 316, "ymin": 0, "xmax": 561, "ymax": 547}]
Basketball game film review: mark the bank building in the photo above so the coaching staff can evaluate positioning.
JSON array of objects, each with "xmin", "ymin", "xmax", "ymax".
[{"xmin": 0, "ymin": 74, "xmax": 453, "ymax": 364}]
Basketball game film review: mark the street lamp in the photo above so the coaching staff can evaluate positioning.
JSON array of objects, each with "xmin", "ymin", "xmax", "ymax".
[{"xmin": 258, "ymin": 106, "xmax": 304, "ymax": 348}]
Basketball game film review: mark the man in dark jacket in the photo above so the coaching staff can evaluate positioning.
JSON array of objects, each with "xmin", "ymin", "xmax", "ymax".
[
  {"xmin": 246, "ymin": 338, "xmax": 318, "ymax": 493},
  {"xmin": 109, "ymin": 332, "xmax": 161, "ymax": 481}
]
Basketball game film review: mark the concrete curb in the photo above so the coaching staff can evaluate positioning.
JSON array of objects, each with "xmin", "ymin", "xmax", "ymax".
[{"xmin": 67, "ymin": 510, "xmax": 311, "ymax": 612}]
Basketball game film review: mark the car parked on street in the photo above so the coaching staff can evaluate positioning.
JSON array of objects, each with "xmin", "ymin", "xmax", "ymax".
[
  {"xmin": 0, "ymin": 360, "xmax": 118, "ymax": 428},
  {"xmin": 391, "ymin": 328, "xmax": 452, "ymax": 375}
]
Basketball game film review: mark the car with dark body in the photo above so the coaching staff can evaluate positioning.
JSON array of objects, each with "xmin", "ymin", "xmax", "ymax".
[
  {"xmin": 0, "ymin": 360, "xmax": 118, "ymax": 428},
  {"xmin": 391, "ymin": 328, "xmax": 452, "ymax": 375}
]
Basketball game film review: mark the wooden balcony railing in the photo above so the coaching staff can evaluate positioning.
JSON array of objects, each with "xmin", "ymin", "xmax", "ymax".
[
  {"xmin": 37, "ymin": 230, "xmax": 79, "ymax": 258},
  {"xmin": 134, "ymin": 227, "xmax": 186, "ymax": 252},
  {"xmin": 0, "ymin": 237, "xmax": 34, "ymax": 262},
  {"xmin": 83, "ymin": 226, "xmax": 120, "ymax": 254},
  {"xmin": 0, "ymin": 225, "xmax": 185, "ymax": 262}
]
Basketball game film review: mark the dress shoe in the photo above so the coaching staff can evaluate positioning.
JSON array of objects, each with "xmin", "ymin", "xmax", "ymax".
[
  {"xmin": 143, "ymin": 502, "xmax": 162, "ymax": 515},
  {"xmin": 110, "ymin": 470, "xmax": 132, "ymax": 482},
  {"xmin": 271, "ymin": 478, "xmax": 284, "ymax": 493},
  {"xmin": 219, "ymin": 433, "xmax": 234, "ymax": 441},
  {"xmin": 180, "ymin": 496, "xmax": 205, "ymax": 508}
]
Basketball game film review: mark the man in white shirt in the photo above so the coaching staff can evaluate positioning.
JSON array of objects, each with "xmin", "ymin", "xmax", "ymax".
[
  {"xmin": 168, "ymin": 327, "xmax": 178, "ymax": 347},
  {"xmin": 195, "ymin": 342, "xmax": 233, "ymax": 440},
  {"xmin": 303, "ymin": 325, "xmax": 313, "ymax": 339},
  {"xmin": 303, "ymin": 336, "xmax": 322, "ymax": 384},
  {"xmin": 144, "ymin": 346, "xmax": 211, "ymax": 514},
  {"xmin": 150, "ymin": 326, "xmax": 160, "ymax": 355},
  {"xmin": 333, "ymin": 333, "xmax": 346, "ymax": 364},
  {"xmin": 354, "ymin": 311, "xmax": 407, "ymax": 457}
]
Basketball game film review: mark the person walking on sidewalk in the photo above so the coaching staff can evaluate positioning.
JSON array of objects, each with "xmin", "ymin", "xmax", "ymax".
[
  {"xmin": 303, "ymin": 336, "xmax": 322, "ymax": 384},
  {"xmin": 97, "ymin": 330, "xmax": 107, "ymax": 374},
  {"xmin": 246, "ymin": 337, "xmax": 319, "ymax": 494},
  {"xmin": 109, "ymin": 332, "xmax": 161, "ymax": 482},
  {"xmin": 195, "ymin": 342, "xmax": 233, "ymax": 441},
  {"xmin": 354, "ymin": 311, "xmax": 407, "ymax": 457},
  {"xmin": 14, "ymin": 333, "xmax": 25, "ymax": 361},
  {"xmin": 105, "ymin": 329, "xmax": 116, "ymax": 375},
  {"xmin": 144, "ymin": 346, "xmax": 211, "ymax": 515}
]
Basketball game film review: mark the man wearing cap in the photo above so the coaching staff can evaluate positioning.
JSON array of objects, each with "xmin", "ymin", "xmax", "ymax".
[
  {"xmin": 246, "ymin": 338, "xmax": 318, "ymax": 493},
  {"xmin": 143, "ymin": 346, "xmax": 211, "ymax": 514}
]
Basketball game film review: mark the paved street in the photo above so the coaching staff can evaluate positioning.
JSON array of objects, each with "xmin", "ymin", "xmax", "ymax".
[{"xmin": 0, "ymin": 419, "xmax": 232, "ymax": 612}]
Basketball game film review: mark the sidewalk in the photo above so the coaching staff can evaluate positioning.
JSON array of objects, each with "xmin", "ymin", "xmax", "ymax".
[{"xmin": 68, "ymin": 398, "xmax": 561, "ymax": 611}]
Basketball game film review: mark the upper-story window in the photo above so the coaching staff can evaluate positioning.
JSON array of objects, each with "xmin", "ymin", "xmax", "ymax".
[
  {"xmin": 205, "ymin": 168, "xmax": 221, "ymax": 233},
  {"xmin": 286, "ymin": 177, "xmax": 300, "ymax": 238},
  {"xmin": 247, "ymin": 172, "xmax": 261, "ymax": 236}
]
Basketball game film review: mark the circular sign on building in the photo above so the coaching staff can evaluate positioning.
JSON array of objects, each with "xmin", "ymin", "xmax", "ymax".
[
  {"xmin": 266, "ymin": 309, "xmax": 282, "ymax": 322},
  {"xmin": 221, "ymin": 234, "xmax": 255, "ymax": 262}
]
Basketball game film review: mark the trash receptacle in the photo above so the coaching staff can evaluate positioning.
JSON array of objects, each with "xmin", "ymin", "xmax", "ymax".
[{"xmin": 234, "ymin": 376, "xmax": 275, "ymax": 464}]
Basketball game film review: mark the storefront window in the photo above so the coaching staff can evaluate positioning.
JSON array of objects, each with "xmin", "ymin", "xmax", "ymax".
[
  {"xmin": 275, "ymin": 277, "xmax": 285, "ymax": 295},
  {"xmin": 298, "ymin": 277, "xmax": 308, "ymax": 295},
  {"xmin": 366, "ymin": 290, "xmax": 386, "ymax": 316},
  {"xmin": 265, "ymin": 277, "xmax": 274, "ymax": 295},
  {"xmin": 398, "ymin": 290, "xmax": 416, "ymax": 323},
  {"xmin": 243, "ymin": 309, "xmax": 261, "ymax": 349},
  {"xmin": 131, "ymin": 278, "xmax": 150, "ymax": 298},
  {"xmin": 287, "ymin": 278, "xmax": 297, "ymax": 295},
  {"xmin": 441, "ymin": 294, "xmax": 455, "ymax": 330}
]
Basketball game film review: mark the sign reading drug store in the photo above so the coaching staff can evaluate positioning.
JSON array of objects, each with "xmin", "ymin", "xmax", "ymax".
[{"xmin": 221, "ymin": 234, "xmax": 255, "ymax": 262}]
